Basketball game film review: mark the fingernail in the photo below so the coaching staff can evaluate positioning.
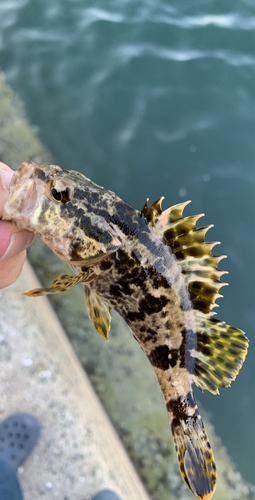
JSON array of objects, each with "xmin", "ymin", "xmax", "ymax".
[
  {"xmin": 0, "ymin": 230, "xmax": 35, "ymax": 261},
  {"xmin": 0, "ymin": 169, "xmax": 14, "ymax": 192}
]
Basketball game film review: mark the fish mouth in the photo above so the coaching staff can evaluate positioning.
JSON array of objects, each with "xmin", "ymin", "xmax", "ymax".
[{"xmin": 3, "ymin": 161, "xmax": 41, "ymax": 230}]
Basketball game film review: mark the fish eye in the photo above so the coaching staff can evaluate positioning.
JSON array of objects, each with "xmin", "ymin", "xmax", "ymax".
[
  {"xmin": 46, "ymin": 181, "xmax": 73, "ymax": 204},
  {"xmin": 51, "ymin": 188, "xmax": 62, "ymax": 202}
]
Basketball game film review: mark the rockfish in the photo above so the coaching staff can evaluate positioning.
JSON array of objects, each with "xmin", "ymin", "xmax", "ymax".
[{"xmin": 3, "ymin": 161, "xmax": 248, "ymax": 500}]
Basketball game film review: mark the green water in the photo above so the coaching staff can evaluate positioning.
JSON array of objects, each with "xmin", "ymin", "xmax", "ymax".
[{"xmin": 0, "ymin": 0, "xmax": 254, "ymax": 485}]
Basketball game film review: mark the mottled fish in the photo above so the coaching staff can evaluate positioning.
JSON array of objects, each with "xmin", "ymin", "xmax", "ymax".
[{"xmin": 3, "ymin": 161, "xmax": 248, "ymax": 500}]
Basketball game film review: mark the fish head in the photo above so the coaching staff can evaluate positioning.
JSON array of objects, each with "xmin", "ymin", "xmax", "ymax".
[{"xmin": 3, "ymin": 161, "xmax": 122, "ymax": 265}]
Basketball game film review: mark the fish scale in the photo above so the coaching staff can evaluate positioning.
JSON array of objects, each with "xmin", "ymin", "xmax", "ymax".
[{"xmin": 3, "ymin": 161, "xmax": 249, "ymax": 500}]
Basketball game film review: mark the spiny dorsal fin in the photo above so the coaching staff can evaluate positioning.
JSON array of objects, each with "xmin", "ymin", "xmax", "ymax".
[
  {"xmin": 149, "ymin": 200, "xmax": 229, "ymax": 315},
  {"xmin": 84, "ymin": 286, "xmax": 112, "ymax": 340},
  {"xmin": 141, "ymin": 197, "xmax": 164, "ymax": 225},
  {"xmin": 143, "ymin": 199, "xmax": 249, "ymax": 395},
  {"xmin": 193, "ymin": 311, "xmax": 248, "ymax": 395}
]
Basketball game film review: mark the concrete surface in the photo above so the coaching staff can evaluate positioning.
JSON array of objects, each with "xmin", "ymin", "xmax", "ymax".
[{"xmin": 0, "ymin": 260, "xmax": 150, "ymax": 500}]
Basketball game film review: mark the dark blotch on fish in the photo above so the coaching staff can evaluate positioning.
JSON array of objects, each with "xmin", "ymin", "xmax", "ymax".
[{"xmin": 149, "ymin": 344, "xmax": 171, "ymax": 371}]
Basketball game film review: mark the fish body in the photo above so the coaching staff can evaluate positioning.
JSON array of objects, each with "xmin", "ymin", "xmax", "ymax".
[{"xmin": 3, "ymin": 162, "xmax": 248, "ymax": 500}]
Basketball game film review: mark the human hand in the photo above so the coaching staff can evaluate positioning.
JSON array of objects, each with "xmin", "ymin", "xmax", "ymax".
[{"xmin": 0, "ymin": 162, "xmax": 35, "ymax": 289}]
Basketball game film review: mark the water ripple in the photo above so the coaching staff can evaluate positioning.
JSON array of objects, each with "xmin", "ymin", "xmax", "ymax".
[
  {"xmin": 12, "ymin": 28, "xmax": 66, "ymax": 43},
  {"xmin": 155, "ymin": 116, "xmax": 218, "ymax": 144},
  {"xmin": 117, "ymin": 94, "xmax": 146, "ymax": 145},
  {"xmin": 154, "ymin": 13, "xmax": 255, "ymax": 30},
  {"xmin": 0, "ymin": 0, "xmax": 27, "ymax": 10},
  {"xmin": 78, "ymin": 7, "xmax": 124, "ymax": 28},
  {"xmin": 114, "ymin": 44, "xmax": 255, "ymax": 67}
]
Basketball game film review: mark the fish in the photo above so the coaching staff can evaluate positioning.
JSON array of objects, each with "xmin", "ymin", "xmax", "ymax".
[{"xmin": 3, "ymin": 161, "xmax": 248, "ymax": 500}]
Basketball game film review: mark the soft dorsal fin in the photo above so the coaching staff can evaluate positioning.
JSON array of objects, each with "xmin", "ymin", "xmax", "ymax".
[
  {"xmin": 142, "ymin": 199, "xmax": 228, "ymax": 316},
  {"xmin": 84, "ymin": 286, "xmax": 112, "ymax": 340},
  {"xmin": 193, "ymin": 311, "xmax": 248, "ymax": 395}
]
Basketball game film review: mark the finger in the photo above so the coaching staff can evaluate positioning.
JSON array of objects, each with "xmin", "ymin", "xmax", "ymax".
[
  {"xmin": 0, "ymin": 162, "xmax": 14, "ymax": 217},
  {"xmin": 0, "ymin": 162, "xmax": 35, "ymax": 289},
  {"xmin": 0, "ymin": 163, "xmax": 35, "ymax": 259},
  {"xmin": 0, "ymin": 220, "xmax": 34, "ymax": 261},
  {"xmin": 0, "ymin": 250, "xmax": 26, "ymax": 289}
]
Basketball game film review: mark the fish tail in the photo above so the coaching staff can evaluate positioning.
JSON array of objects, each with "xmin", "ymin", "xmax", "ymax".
[{"xmin": 168, "ymin": 391, "xmax": 216, "ymax": 500}]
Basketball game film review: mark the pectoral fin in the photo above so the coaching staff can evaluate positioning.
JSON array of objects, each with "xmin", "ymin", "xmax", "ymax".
[
  {"xmin": 84, "ymin": 286, "xmax": 112, "ymax": 340},
  {"xmin": 21, "ymin": 269, "xmax": 96, "ymax": 297}
]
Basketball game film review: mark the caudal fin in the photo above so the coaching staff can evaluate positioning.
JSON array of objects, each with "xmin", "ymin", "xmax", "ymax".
[{"xmin": 172, "ymin": 413, "xmax": 216, "ymax": 500}]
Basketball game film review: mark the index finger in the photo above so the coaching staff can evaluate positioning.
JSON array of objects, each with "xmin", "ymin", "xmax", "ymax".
[{"xmin": 0, "ymin": 162, "xmax": 14, "ymax": 217}]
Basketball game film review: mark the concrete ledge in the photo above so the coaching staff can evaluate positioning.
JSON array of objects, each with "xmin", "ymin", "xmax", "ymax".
[
  {"xmin": 0, "ymin": 71, "xmax": 52, "ymax": 169},
  {"xmin": 0, "ymin": 260, "xmax": 150, "ymax": 500}
]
